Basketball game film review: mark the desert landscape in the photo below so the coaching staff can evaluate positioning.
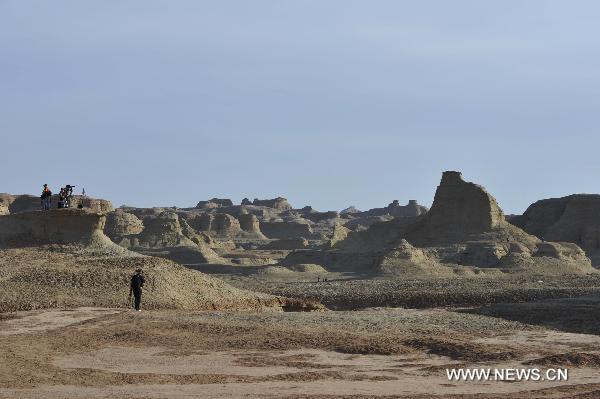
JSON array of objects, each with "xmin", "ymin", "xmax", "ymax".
[
  {"xmin": 1, "ymin": 171, "xmax": 600, "ymax": 398},
  {"xmin": 3, "ymin": 2, "xmax": 600, "ymax": 397}
]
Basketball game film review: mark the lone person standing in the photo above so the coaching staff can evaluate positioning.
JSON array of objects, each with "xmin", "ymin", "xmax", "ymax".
[
  {"xmin": 129, "ymin": 268, "xmax": 145, "ymax": 311},
  {"xmin": 40, "ymin": 184, "xmax": 52, "ymax": 210}
]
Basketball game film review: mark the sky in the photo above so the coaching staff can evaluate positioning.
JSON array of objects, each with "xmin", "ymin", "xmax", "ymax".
[{"xmin": 1, "ymin": 1, "xmax": 600, "ymax": 214}]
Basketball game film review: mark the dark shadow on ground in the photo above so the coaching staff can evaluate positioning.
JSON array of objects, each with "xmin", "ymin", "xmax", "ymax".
[{"xmin": 458, "ymin": 296, "xmax": 600, "ymax": 335}]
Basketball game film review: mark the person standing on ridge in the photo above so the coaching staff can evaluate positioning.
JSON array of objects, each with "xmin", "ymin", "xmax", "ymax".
[
  {"xmin": 40, "ymin": 184, "xmax": 52, "ymax": 210},
  {"xmin": 129, "ymin": 268, "xmax": 145, "ymax": 311}
]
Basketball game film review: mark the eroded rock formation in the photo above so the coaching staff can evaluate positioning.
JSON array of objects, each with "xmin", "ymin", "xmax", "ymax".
[
  {"xmin": 510, "ymin": 195, "xmax": 600, "ymax": 265},
  {"xmin": 262, "ymin": 237, "xmax": 309, "ymax": 250},
  {"xmin": 261, "ymin": 220, "xmax": 313, "ymax": 240},
  {"xmin": 195, "ymin": 198, "xmax": 234, "ymax": 209},
  {"xmin": 104, "ymin": 210, "xmax": 224, "ymax": 264},
  {"xmin": 0, "ymin": 193, "xmax": 113, "ymax": 214},
  {"xmin": 252, "ymin": 197, "xmax": 293, "ymax": 210},
  {"xmin": 0, "ymin": 209, "xmax": 109, "ymax": 247},
  {"xmin": 361, "ymin": 199, "xmax": 428, "ymax": 218},
  {"xmin": 328, "ymin": 223, "xmax": 350, "ymax": 248},
  {"xmin": 105, "ymin": 209, "xmax": 144, "ymax": 238},
  {"xmin": 426, "ymin": 171, "xmax": 503, "ymax": 235},
  {"xmin": 284, "ymin": 171, "xmax": 595, "ymax": 275}
]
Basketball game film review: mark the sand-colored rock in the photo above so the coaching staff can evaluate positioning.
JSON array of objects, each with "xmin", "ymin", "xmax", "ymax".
[
  {"xmin": 423, "ymin": 171, "xmax": 504, "ymax": 238},
  {"xmin": 134, "ymin": 212, "xmax": 195, "ymax": 248},
  {"xmin": 534, "ymin": 242, "xmax": 589, "ymax": 261},
  {"xmin": 73, "ymin": 196, "xmax": 114, "ymax": 213},
  {"xmin": 191, "ymin": 213, "xmax": 243, "ymax": 238},
  {"xmin": 293, "ymin": 172, "xmax": 595, "ymax": 275},
  {"xmin": 511, "ymin": 195, "xmax": 600, "ymax": 265},
  {"xmin": 340, "ymin": 206, "xmax": 361, "ymax": 215},
  {"xmin": 377, "ymin": 240, "xmax": 454, "ymax": 276},
  {"xmin": 262, "ymin": 238, "xmax": 309, "ymax": 250},
  {"xmin": 343, "ymin": 215, "xmax": 394, "ymax": 231},
  {"xmin": 299, "ymin": 207, "xmax": 339, "ymax": 223},
  {"xmin": 104, "ymin": 210, "xmax": 144, "ymax": 238},
  {"xmin": 261, "ymin": 220, "xmax": 313, "ymax": 240},
  {"xmin": 252, "ymin": 197, "xmax": 293, "ymax": 210},
  {"xmin": 238, "ymin": 213, "xmax": 260, "ymax": 232},
  {"xmin": 195, "ymin": 198, "xmax": 233, "ymax": 209},
  {"xmin": 0, "ymin": 193, "xmax": 113, "ymax": 214},
  {"xmin": 212, "ymin": 213, "xmax": 242, "ymax": 236},
  {"xmin": 328, "ymin": 223, "xmax": 350, "ymax": 248},
  {"xmin": 108, "ymin": 212, "xmax": 225, "ymax": 264},
  {"xmin": 0, "ymin": 194, "xmax": 14, "ymax": 215},
  {"xmin": 0, "ymin": 209, "xmax": 111, "ymax": 248},
  {"xmin": 343, "ymin": 172, "xmax": 539, "ymax": 250},
  {"xmin": 237, "ymin": 213, "xmax": 267, "ymax": 239},
  {"xmin": 361, "ymin": 200, "xmax": 428, "ymax": 218}
]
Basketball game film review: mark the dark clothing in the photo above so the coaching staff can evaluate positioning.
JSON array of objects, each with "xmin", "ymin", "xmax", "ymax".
[
  {"xmin": 41, "ymin": 189, "xmax": 52, "ymax": 211},
  {"xmin": 130, "ymin": 274, "xmax": 145, "ymax": 290},
  {"xmin": 130, "ymin": 274, "xmax": 145, "ymax": 310},
  {"xmin": 132, "ymin": 290, "xmax": 142, "ymax": 310}
]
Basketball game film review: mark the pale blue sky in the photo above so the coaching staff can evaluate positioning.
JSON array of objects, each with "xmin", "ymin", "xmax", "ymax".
[{"xmin": 1, "ymin": 1, "xmax": 600, "ymax": 213}]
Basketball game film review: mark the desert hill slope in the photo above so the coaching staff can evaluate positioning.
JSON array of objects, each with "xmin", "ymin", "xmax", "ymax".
[{"xmin": 0, "ymin": 209, "xmax": 309, "ymax": 312}]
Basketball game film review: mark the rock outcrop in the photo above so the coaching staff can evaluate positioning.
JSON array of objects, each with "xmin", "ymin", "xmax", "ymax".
[
  {"xmin": 262, "ymin": 238, "xmax": 309, "ymax": 250},
  {"xmin": 74, "ymin": 196, "xmax": 114, "ymax": 213},
  {"xmin": 302, "ymin": 209, "xmax": 339, "ymax": 223},
  {"xmin": 211, "ymin": 214, "xmax": 242, "ymax": 236},
  {"xmin": 0, "ymin": 209, "xmax": 122, "ymax": 251},
  {"xmin": 261, "ymin": 220, "xmax": 313, "ymax": 239},
  {"xmin": 328, "ymin": 223, "xmax": 350, "ymax": 248},
  {"xmin": 510, "ymin": 195, "xmax": 600, "ymax": 265},
  {"xmin": 237, "ymin": 213, "xmax": 266, "ymax": 238},
  {"xmin": 426, "ymin": 172, "xmax": 503, "ymax": 235},
  {"xmin": 399, "ymin": 171, "xmax": 537, "ymax": 247},
  {"xmin": 192, "ymin": 213, "xmax": 243, "ymax": 238},
  {"xmin": 360, "ymin": 200, "xmax": 428, "ymax": 218},
  {"xmin": 340, "ymin": 206, "xmax": 361, "ymax": 215},
  {"xmin": 252, "ymin": 197, "xmax": 293, "ymax": 211},
  {"xmin": 195, "ymin": 198, "xmax": 234, "ymax": 209},
  {"xmin": 0, "ymin": 194, "xmax": 15, "ymax": 215},
  {"xmin": 134, "ymin": 211, "xmax": 196, "ymax": 248},
  {"xmin": 104, "ymin": 209, "xmax": 144, "ymax": 238},
  {"xmin": 376, "ymin": 240, "xmax": 453, "ymax": 276},
  {"xmin": 286, "ymin": 171, "xmax": 595, "ymax": 275},
  {"xmin": 0, "ymin": 193, "xmax": 113, "ymax": 214},
  {"xmin": 106, "ymin": 211, "xmax": 224, "ymax": 264}
]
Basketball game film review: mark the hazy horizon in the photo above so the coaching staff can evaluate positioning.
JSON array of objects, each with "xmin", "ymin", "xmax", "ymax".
[{"xmin": 2, "ymin": 1, "xmax": 600, "ymax": 214}]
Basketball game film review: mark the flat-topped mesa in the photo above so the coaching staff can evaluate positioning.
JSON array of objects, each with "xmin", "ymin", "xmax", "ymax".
[
  {"xmin": 359, "ymin": 200, "xmax": 428, "ymax": 218},
  {"xmin": 0, "ymin": 193, "xmax": 113, "ymax": 214},
  {"xmin": 387, "ymin": 199, "xmax": 428, "ymax": 217},
  {"xmin": 0, "ymin": 208, "xmax": 109, "ymax": 247},
  {"xmin": 426, "ymin": 171, "xmax": 504, "ymax": 235},
  {"xmin": 252, "ymin": 197, "xmax": 293, "ymax": 210},
  {"xmin": 195, "ymin": 198, "xmax": 234, "ymax": 209}
]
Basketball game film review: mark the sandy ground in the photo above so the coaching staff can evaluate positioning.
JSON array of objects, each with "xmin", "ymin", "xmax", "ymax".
[
  {"xmin": 2, "ymin": 301, "xmax": 600, "ymax": 399},
  {"xmin": 0, "ymin": 308, "xmax": 119, "ymax": 336}
]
